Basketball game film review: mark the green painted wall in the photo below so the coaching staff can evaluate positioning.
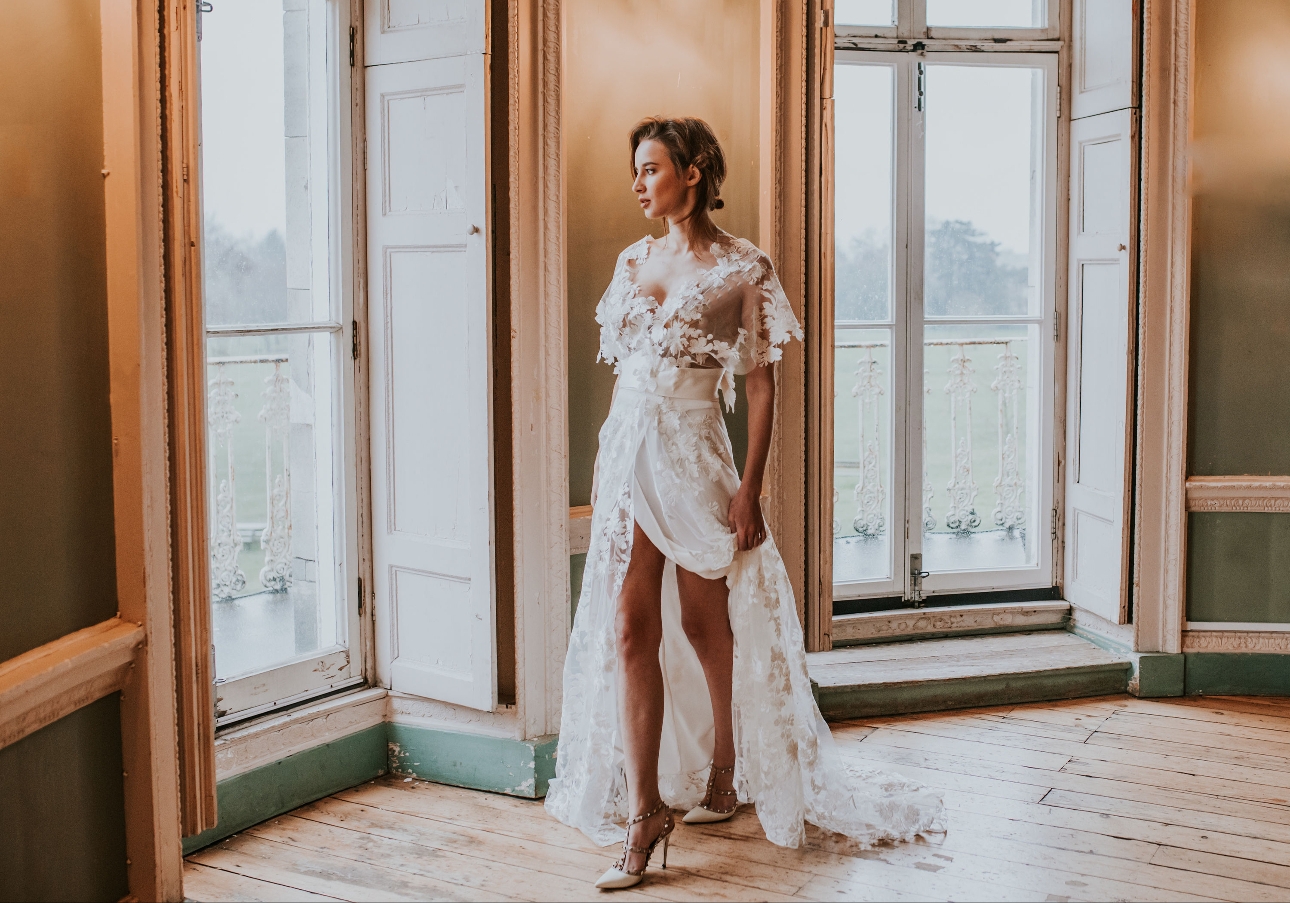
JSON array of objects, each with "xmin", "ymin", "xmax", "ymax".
[
  {"xmin": 563, "ymin": 0, "xmax": 760, "ymax": 507},
  {"xmin": 1187, "ymin": 514, "xmax": 1290, "ymax": 623},
  {"xmin": 0, "ymin": 698, "xmax": 128, "ymax": 902},
  {"xmin": 1185, "ymin": 0, "xmax": 1290, "ymax": 626},
  {"xmin": 0, "ymin": 3, "xmax": 128, "ymax": 900}
]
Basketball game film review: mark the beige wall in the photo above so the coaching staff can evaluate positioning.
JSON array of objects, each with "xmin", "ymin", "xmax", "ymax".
[
  {"xmin": 563, "ymin": 0, "xmax": 762, "ymax": 505},
  {"xmin": 0, "ymin": 1, "xmax": 130, "ymax": 898}
]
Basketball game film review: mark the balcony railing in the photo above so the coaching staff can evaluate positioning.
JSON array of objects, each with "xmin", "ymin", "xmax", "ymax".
[
  {"xmin": 834, "ymin": 338, "xmax": 1027, "ymax": 540},
  {"xmin": 208, "ymin": 355, "xmax": 294, "ymax": 602}
]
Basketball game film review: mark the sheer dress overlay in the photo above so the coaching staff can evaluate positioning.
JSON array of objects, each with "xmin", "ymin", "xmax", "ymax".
[{"xmin": 545, "ymin": 236, "xmax": 944, "ymax": 848}]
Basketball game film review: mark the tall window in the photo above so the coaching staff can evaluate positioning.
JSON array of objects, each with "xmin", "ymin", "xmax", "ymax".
[
  {"xmin": 830, "ymin": 2, "xmax": 1059, "ymax": 605},
  {"xmin": 199, "ymin": 0, "xmax": 360, "ymax": 722}
]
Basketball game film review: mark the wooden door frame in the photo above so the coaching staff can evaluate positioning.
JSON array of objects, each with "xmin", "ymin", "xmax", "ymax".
[
  {"xmin": 100, "ymin": 0, "xmax": 188, "ymax": 896},
  {"xmin": 1134, "ymin": 0, "xmax": 1192, "ymax": 655},
  {"xmin": 511, "ymin": 0, "xmax": 820, "ymax": 721}
]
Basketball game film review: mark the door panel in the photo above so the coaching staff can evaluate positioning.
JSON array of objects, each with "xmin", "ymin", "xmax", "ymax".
[
  {"xmin": 364, "ymin": 0, "xmax": 485, "ymax": 66},
  {"xmin": 365, "ymin": 41, "xmax": 496, "ymax": 709},
  {"xmin": 1064, "ymin": 108, "xmax": 1136, "ymax": 623}
]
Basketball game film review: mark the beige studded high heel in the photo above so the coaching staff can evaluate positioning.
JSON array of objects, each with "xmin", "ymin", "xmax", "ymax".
[
  {"xmin": 594, "ymin": 800, "xmax": 674, "ymax": 890},
  {"xmin": 683, "ymin": 764, "xmax": 738, "ymax": 824}
]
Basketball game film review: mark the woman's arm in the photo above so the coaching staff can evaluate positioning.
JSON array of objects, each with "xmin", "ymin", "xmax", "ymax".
[{"xmin": 728, "ymin": 362, "xmax": 775, "ymax": 550}]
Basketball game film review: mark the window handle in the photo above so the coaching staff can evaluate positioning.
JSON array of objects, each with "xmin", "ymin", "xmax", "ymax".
[{"xmin": 467, "ymin": 224, "xmax": 480, "ymax": 235}]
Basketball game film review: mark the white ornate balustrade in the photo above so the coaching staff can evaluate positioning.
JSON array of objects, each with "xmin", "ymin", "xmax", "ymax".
[
  {"xmin": 835, "ymin": 338, "xmax": 1027, "ymax": 539},
  {"xmin": 208, "ymin": 356, "xmax": 294, "ymax": 602}
]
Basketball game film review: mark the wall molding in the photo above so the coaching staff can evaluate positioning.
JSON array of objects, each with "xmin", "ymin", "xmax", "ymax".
[
  {"xmin": 1185, "ymin": 476, "xmax": 1290, "ymax": 513},
  {"xmin": 1183, "ymin": 630, "xmax": 1290, "ymax": 653},
  {"xmin": 0, "ymin": 618, "xmax": 144, "ymax": 751},
  {"xmin": 100, "ymin": 0, "xmax": 187, "ymax": 892},
  {"xmin": 1134, "ymin": 0, "xmax": 1192, "ymax": 656},
  {"xmin": 512, "ymin": 0, "xmax": 569, "ymax": 741}
]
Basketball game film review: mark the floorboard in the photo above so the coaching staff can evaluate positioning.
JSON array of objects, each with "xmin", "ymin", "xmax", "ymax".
[{"xmin": 185, "ymin": 695, "xmax": 1290, "ymax": 902}]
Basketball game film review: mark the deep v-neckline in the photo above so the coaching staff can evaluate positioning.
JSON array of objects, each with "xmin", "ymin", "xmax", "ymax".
[{"xmin": 627, "ymin": 237, "xmax": 732, "ymax": 312}]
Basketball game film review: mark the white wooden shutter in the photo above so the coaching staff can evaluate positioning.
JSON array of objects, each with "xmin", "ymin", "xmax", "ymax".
[
  {"xmin": 1071, "ymin": 0, "xmax": 1138, "ymax": 120},
  {"xmin": 1064, "ymin": 108, "xmax": 1136, "ymax": 624},
  {"xmin": 365, "ymin": 1, "xmax": 495, "ymax": 709}
]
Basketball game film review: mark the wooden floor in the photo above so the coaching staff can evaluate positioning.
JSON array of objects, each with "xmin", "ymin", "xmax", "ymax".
[{"xmin": 185, "ymin": 695, "xmax": 1290, "ymax": 902}]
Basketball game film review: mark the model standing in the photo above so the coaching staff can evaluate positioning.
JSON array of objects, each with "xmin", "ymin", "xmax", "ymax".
[{"xmin": 545, "ymin": 116, "xmax": 943, "ymax": 890}]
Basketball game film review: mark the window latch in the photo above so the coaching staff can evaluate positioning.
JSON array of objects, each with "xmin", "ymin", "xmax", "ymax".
[
  {"xmin": 916, "ymin": 62, "xmax": 926, "ymax": 112},
  {"xmin": 910, "ymin": 553, "xmax": 930, "ymax": 607}
]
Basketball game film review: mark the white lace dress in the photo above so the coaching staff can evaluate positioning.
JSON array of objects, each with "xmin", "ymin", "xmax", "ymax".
[{"xmin": 545, "ymin": 236, "xmax": 944, "ymax": 849}]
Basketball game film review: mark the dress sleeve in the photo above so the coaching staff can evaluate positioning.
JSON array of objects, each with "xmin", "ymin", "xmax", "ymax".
[
  {"xmin": 595, "ymin": 248, "xmax": 632, "ymax": 368},
  {"xmin": 736, "ymin": 252, "xmax": 804, "ymax": 374}
]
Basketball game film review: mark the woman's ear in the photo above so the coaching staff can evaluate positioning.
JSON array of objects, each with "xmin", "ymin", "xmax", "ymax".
[{"xmin": 685, "ymin": 164, "xmax": 702, "ymax": 188}]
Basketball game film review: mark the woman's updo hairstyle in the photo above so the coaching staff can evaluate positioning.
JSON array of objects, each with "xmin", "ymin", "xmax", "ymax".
[{"xmin": 630, "ymin": 116, "xmax": 728, "ymax": 213}]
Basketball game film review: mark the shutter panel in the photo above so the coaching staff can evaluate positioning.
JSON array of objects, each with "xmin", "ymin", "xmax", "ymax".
[
  {"xmin": 1064, "ymin": 108, "xmax": 1137, "ymax": 624},
  {"xmin": 365, "ymin": 2, "xmax": 496, "ymax": 709},
  {"xmin": 1071, "ymin": 0, "xmax": 1138, "ymax": 119}
]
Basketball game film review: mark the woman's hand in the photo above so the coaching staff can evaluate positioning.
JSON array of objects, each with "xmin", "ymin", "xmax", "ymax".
[{"xmin": 728, "ymin": 486, "xmax": 767, "ymax": 551}]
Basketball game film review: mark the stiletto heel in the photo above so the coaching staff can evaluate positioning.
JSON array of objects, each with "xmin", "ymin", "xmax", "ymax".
[
  {"xmin": 683, "ymin": 764, "xmax": 738, "ymax": 824},
  {"xmin": 594, "ymin": 800, "xmax": 675, "ymax": 890}
]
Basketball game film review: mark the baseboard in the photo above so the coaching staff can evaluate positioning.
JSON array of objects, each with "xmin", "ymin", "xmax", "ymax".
[
  {"xmin": 1184, "ymin": 653, "xmax": 1290, "ymax": 696},
  {"xmin": 1066, "ymin": 616, "xmax": 1185, "ymax": 698},
  {"xmin": 182, "ymin": 723, "xmax": 387, "ymax": 855},
  {"xmin": 387, "ymin": 723, "xmax": 559, "ymax": 799}
]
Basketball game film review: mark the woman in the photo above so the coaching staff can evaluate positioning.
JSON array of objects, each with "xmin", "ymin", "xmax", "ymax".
[{"xmin": 545, "ymin": 117, "xmax": 942, "ymax": 890}]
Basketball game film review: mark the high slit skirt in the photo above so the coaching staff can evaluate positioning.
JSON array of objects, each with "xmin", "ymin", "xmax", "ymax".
[{"xmin": 545, "ymin": 354, "xmax": 944, "ymax": 848}]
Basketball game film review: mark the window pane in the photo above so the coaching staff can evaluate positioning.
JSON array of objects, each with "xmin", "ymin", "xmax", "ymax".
[
  {"xmin": 207, "ymin": 332, "xmax": 344, "ymax": 680},
  {"xmin": 921, "ymin": 324, "xmax": 1039, "ymax": 572},
  {"xmin": 926, "ymin": 0, "xmax": 1045, "ymax": 28},
  {"xmin": 834, "ymin": 62, "xmax": 896, "ymax": 589},
  {"xmin": 836, "ymin": 0, "xmax": 895, "ymax": 27},
  {"xmin": 924, "ymin": 64, "xmax": 1045, "ymax": 318},
  {"xmin": 834, "ymin": 328, "xmax": 893, "ymax": 584},
  {"xmin": 200, "ymin": 0, "xmax": 333, "ymax": 326},
  {"xmin": 835, "ymin": 63, "xmax": 894, "ymax": 323}
]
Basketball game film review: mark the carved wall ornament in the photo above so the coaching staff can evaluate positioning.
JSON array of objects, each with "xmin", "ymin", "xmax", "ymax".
[
  {"xmin": 1185, "ymin": 476, "xmax": 1290, "ymax": 513},
  {"xmin": 1182, "ymin": 630, "xmax": 1290, "ymax": 653}
]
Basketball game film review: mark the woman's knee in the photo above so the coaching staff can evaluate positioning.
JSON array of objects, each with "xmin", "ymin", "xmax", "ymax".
[
  {"xmin": 680, "ymin": 605, "xmax": 730, "ymax": 654},
  {"xmin": 616, "ymin": 605, "xmax": 662, "ymax": 659}
]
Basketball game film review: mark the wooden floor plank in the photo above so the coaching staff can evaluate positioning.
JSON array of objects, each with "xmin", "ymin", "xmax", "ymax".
[
  {"xmin": 191, "ymin": 834, "xmax": 513, "ymax": 902},
  {"xmin": 1150, "ymin": 844, "xmax": 1290, "ymax": 891},
  {"xmin": 182, "ymin": 861, "xmax": 346, "ymax": 902},
  {"xmin": 185, "ymin": 695, "xmax": 1290, "ymax": 903}
]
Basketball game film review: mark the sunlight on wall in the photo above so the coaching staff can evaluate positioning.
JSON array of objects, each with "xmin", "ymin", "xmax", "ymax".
[{"xmin": 563, "ymin": 0, "xmax": 761, "ymax": 506}]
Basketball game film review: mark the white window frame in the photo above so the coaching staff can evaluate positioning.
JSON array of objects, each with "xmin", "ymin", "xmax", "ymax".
[
  {"xmin": 831, "ymin": 48, "xmax": 1061, "ymax": 603},
  {"xmin": 203, "ymin": 0, "xmax": 365, "ymax": 725},
  {"xmin": 835, "ymin": 0, "xmax": 1061, "ymax": 43}
]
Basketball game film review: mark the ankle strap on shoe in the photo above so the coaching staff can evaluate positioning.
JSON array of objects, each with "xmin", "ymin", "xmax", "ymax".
[
  {"xmin": 625, "ymin": 799, "xmax": 667, "ymax": 827},
  {"xmin": 711, "ymin": 765, "xmax": 734, "ymax": 775}
]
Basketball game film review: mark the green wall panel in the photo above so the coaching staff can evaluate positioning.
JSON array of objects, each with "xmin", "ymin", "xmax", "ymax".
[
  {"xmin": 1185, "ymin": 653, "xmax": 1290, "ymax": 696},
  {"xmin": 1187, "ymin": 0, "xmax": 1290, "ymax": 476},
  {"xmin": 1187, "ymin": 199, "xmax": 1290, "ymax": 476},
  {"xmin": 0, "ymin": 697, "xmax": 127, "ymax": 903},
  {"xmin": 1187, "ymin": 513, "xmax": 1290, "ymax": 623}
]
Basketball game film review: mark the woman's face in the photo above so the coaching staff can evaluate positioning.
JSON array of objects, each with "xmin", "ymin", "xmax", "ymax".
[{"xmin": 632, "ymin": 139, "xmax": 699, "ymax": 221}]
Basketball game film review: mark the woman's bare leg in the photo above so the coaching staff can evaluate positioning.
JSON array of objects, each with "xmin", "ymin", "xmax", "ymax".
[
  {"xmin": 676, "ymin": 566, "xmax": 737, "ymax": 802},
  {"xmin": 616, "ymin": 521, "xmax": 669, "ymax": 871}
]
